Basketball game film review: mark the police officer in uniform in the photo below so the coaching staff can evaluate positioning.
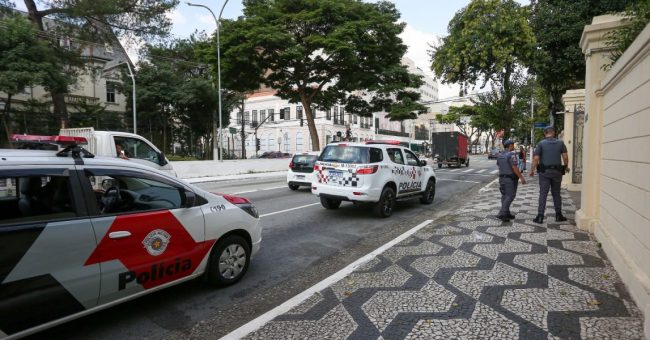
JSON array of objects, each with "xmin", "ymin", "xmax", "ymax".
[
  {"xmin": 497, "ymin": 140, "xmax": 526, "ymax": 222},
  {"xmin": 529, "ymin": 126, "xmax": 570, "ymax": 223}
]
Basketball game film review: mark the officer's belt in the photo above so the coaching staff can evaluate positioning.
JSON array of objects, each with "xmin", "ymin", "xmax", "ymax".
[
  {"xmin": 545, "ymin": 165, "xmax": 563, "ymax": 170},
  {"xmin": 499, "ymin": 174, "xmax": 517, "ymax": 179}
]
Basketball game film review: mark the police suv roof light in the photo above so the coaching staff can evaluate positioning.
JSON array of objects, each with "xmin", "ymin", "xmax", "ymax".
[
  {"xmin": 10, "ymin": 134, "xmax": 88, "ymax": 146},
  {"xmin": 365, "ymin": 140, "xmax": 402, "ymax": 145}
]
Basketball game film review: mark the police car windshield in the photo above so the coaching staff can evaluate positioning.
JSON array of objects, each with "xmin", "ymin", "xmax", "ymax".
[{"xmin": 319, "ymin": 146, "xmax": 382, "ymax": 164}]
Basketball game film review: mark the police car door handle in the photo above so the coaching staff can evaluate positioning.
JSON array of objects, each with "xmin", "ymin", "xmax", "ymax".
[{"xmin": 109, "ymin": 231, "xmax": 132, "ymax": 239}]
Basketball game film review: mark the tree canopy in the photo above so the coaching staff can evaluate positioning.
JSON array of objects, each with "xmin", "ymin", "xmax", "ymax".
[
  {"xmin": 221, "ymin": 0, "xmax": 425, "ymax": 150},
  {"xmin": 430, "ymin": 0, "xmax": 535, "ymax": 139}
]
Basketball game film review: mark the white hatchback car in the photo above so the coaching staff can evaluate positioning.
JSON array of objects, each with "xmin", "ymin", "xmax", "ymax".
[
  {"xmin": 286, "ymin": 152, "xmax": 320, "ymax": 190},
  {"xmin": 311, "ymin": 141, "xmax": 436, "ymax": 217}
]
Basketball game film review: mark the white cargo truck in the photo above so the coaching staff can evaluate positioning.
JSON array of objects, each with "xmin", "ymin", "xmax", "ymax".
[{"xmin": 59, "ymin": 128, "xmax": 176, "ymax": 177}]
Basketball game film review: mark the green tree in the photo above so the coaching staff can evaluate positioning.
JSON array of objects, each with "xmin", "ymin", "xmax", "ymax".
[
  {"xmin": 529, "ymin": 0, "xmax": 635, "ymax": 125},
  {"xmin": 221, "ymin": 0, "xmax": 425, "ymax": 151},
  {"xmin": 0, "ymin": 15, "xmax": 54, "ymax": 145},
  {"xmin": 430, "ymin": 0, "xmax": 535, "ymax": 139},
  {"xmin": 605, "ymin": 0, "xmax": 650, "ymax": 67},
  {"xmin": 12, "ymin": 0, "xmax": 179, "ymax": 128}
]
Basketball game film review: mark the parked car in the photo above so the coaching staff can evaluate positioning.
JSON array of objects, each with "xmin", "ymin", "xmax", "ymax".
[
  {"xmin": 312, "ymin": 140, "xmax": 436, "ymax": 218},
  {"xmin": 0, "ymin": 136, "xmax": 261, "ymax": 338},
  {"xmin": 488, "ymin": 147, "xmax": 501, "ymax": 159},
  {"xmin": 287, "ymin": 152, "xmax": 320, "ymax": 190}
]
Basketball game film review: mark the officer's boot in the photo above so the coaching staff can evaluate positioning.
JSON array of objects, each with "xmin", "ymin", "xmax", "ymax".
[
  {"xmin": 555, "ymin": 214, "xmax": 567, "ymax": 222},
  {"xmin": 533, "ymin": 215, "xmax": 544, "ymax": 224}
]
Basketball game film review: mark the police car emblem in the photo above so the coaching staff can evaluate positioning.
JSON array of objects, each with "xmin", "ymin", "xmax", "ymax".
[{"xmin": 142, "ymin": 229, "xmax": 171, "ymax": 256}]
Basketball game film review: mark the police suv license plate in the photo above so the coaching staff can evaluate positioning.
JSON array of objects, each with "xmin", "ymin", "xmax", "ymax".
[
  {"xmin": 328, "ymin": 170, "xmax": 343, "ymax": 181},
  {"xmin": 296, "ymin": 175, "xmax": 305, "ymax": 179}
]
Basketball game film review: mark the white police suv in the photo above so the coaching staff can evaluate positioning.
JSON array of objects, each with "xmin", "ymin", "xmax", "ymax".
[
  {"xmin": 286, "ymin": 152, "xmax": 320, "ymax": 190},
  {"xmin": 0, "ymin": 135, "xmax": 262, "ymax": 339},
  {"xmin": 311, "ymin": 141, "xmax": 436, "ymax": 217}
]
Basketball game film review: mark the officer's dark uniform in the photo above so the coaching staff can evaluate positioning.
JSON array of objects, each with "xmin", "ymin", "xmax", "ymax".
[
  {"xmin": 534, "ymin": 136, "xmax": 568, "ymax": 219},
  {"xmin": 497, "ymin": 143, "xmax": 519, "ymax": 220}
]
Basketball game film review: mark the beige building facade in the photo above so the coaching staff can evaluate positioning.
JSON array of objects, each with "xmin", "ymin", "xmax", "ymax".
[{"xmin": 573, "ymin": 16, "xmax": 650, "ymax": 337}]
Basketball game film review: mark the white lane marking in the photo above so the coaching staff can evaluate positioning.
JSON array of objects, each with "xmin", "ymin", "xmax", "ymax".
[
  {"xmin": 461, "ymin": 168, "xmax": 474, "ymax": 173},
  {"xmin": 490, "ymin": 170, "xmax": 499, "ymax": 174},
  {"xmin": 479, "ymin": 178, "xmax": 499, "ymax": 193},
  {"xmin": 475, "ymin": 169, "xmax": 486, "ymax": 173},
  {"xmin": 232, "ymin": 185, "xmax": 288, "ymax": 195},
  {"xmin": 448, "ymin": 168, "xmax": 460, "ymax": 172},
  {"xmin": 438, "ymin": 178, "xmax": 480, "ymax": 184},
  {"xmin": 259, "ymin": 203, "xmax": 321, "ymax": 218},
  {"xmin": 220, "ymin": 219, "xmax": 434, "ymax": 340}
]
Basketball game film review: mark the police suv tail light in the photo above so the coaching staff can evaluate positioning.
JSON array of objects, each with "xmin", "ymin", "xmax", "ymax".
[
  {"xmin": 222, "ymin": 194, "xmax": 259, "ymax": 218},
  {"xmin": 289, "ymin": 161, "xmax": 295, "ymax": 169},
  {"xmin": 356, "ymin": 165, "xmax": 379, "ymax": 175},
  {"xmin": 313, "ymin": 164, "xmax": 322, "ymax": 171}
]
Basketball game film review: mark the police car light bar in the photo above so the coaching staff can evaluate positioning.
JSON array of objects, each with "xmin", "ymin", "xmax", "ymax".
[
  {"xmin": 11, "ymin": 134, "xmax": 88, "ymax": 146},
  {"xmin": 365, "ymin": 140, "xmax": 402, "ymax": 145}
]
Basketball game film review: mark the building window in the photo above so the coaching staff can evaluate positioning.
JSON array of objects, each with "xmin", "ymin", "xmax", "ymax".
[
  {"xmin": 326, "ymin": 107, "xmax": 331, "ymax": 120},
  {"xmin": 353, "ymin": 114, "xmax": 358, "ymax": 124},
  {"xmin": 244, "ymin": 111, "xmax": 250, "ymax": 125},
  {"xmin": 296, "ymin": 132, "xmax": 303, "ymax": 152},
  {"xmin": 284, "ymin": 107, "xmax": 290, "ymax": 120},
  {"xmin": 296, "ymin": 106, "xmax": 303, "ymax": 120},
  {"xmin": 106, "ymin": 82, "xmax": 116, "ymax": 103},
  {"xmin": 283, "ymin": 132, "xmax": 290, "ymax": 152},
  {"xmin": 333, "ymin": 107, "xmax": 339, "ymax": 124},
  {"xmin": 339, "ymin": 107, "xmax": 345, "ymax": 125},
  {"xmin": 252, "ymin": 110, "xmax": 258, "ymax": 127},
  {"xmin": 268, "ymin": 108, "xmax": 274, "ymax": 121},
  {"xmin": 260, "ymin": 110, "xmax": 266, "ymax": 124}
]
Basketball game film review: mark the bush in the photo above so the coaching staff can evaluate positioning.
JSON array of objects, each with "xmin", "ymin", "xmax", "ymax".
[
  {"xmin": 166, "ymin": 154, "xmax": 200, "ymax": 161},
  {"xmin": 605, "ymin": 0, "xmax": 650, "ymax": 68}
]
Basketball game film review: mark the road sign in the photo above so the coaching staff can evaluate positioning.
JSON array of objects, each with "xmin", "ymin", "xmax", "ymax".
[
  {"xmin": 533, "ymin": 122, "xmax": 547, "ymax": 128},
  {"xmin": 229, "ymin": 127, "xmax": 237, "ymax": 134}
]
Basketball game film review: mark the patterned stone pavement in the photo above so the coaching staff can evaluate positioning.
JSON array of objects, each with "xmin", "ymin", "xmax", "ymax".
[{"xmin": 244, "ymin": 179, "xmax": 645, "ymax": 340}]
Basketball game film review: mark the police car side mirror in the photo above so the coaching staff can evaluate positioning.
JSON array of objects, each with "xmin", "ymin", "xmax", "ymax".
[
  {"xmin": 158, "ymin": 152, "xmax": 168, "ymax": 166},
  {"xmin": 419, "ymin": 160, "xmax": 427, "ymax": 166},
  {"xmin": 182, "ymin": 190, "xmax": 196, "ymax": 208}
]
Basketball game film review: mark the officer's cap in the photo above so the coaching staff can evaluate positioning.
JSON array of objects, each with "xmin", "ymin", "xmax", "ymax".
[
  {"xmin": 503, "ymin": 139, "xmax": 514, "ymax": 147},
  {"xmin": 544, "ymin": 125, "xmax": 555, "ymax": 133}
]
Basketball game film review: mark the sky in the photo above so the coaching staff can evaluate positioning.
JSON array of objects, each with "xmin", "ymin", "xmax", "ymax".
[{"xmin": 171, "ymin": 0, "xmax": 530, "ymax": 100}]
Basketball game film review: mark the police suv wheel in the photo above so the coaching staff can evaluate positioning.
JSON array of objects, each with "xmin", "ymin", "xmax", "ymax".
[
  {"xmin": 419, "ymin": 179, "xmax": 436, "ymax": 204},
  {"xmin": 320, "ymin": 197, "xmax": 342, "ymax": 209},
  {"xmin": 374, "ymin": 186, "xmax": 396, "ymax": 218},
  {"xmin": 288, "ymin": 183, "xmax": 300, "ymax": 190},
  {"xmin": 208, "ymin": 235, "xmax": 251, "ymax": 286}
]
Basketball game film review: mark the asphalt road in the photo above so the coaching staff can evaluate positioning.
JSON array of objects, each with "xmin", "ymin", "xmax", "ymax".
[{"xmin": 33, "ymin": 157, "xmax": 502, "ymax": 340}]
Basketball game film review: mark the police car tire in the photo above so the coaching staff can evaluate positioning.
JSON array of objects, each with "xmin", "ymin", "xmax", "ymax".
[
  {"xmin": 320, "ymin": 197, "xmax": 342, "ymax": 209},
  {"xmin": 288, "ymin": 183, "xmax": 300, "ymax": 190},
  {"xmin": 207, "ymin": 235, "xmax": 251, "ymax": 287},
  {"xmin": 374, "ymin": 186, "xmax": 396, "ymax": 218},
  {"xmin": 419, "ymin": 179, "xmax": 435, "ymax": 204}
]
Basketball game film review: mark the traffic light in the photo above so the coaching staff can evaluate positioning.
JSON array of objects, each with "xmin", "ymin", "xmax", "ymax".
[
  {"xmin": 300, "ymin": 118, "xmax": 304, "ymax": 127},
  {"xmin": 255, "ymin": 138, "xmax": 261, "ymax": 151}
]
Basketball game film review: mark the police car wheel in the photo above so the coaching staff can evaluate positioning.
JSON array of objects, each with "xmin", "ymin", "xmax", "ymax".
[
  {"xmin": 374, "ymin": 186, "xmax": 396, "ymax": 218},
  {"xmin": 288, "ymin": 183, "xmax": 300, "ymax": 190},
  {"xmin": 320, "ymin": 197, "xmax": 342, "ymax": 209},
  {"xmin": 207, "ymin": 235, "xmax": 251, "ymax": 286},
  {"xmin": 419, "ymin": 179, "xmax": 435, "ymax": 204}
]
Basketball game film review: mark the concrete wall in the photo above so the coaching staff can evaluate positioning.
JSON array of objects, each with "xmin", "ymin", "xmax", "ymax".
[
  {"xmin": 171, "ymin": 158, "xmax": 291, "ymax": 179},
  {"xmin": 561, "ymin": 89, "xmax": 585, "ymax": 191},
  {"xmin": 580, "ymin": 16, "xmax": 650, "ymax": 337}
]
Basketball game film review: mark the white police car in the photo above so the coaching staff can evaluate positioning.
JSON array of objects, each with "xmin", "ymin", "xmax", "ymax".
[
  {"xmin": 0, "ymin": 135, "xmax": 262, "ymax": 339},
  {"xmin": 286, "ymin": 152, "xmax": 320, "ymax": 190},
  {"xmin": 311, "ymin": 141, "xmax": 436, "ymax": 217}
]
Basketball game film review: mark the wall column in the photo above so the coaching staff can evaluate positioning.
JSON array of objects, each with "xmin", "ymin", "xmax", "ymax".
[{"xmin": 575, "ymin": 15, "xmax": 627, "ymax": 232}]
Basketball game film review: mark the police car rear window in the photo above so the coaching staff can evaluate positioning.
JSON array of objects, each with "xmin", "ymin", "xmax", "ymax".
[
  {"xmin": 292, "ymin": 154, "xmax": 318, "ymax": 165},
  {"xmin": 319, "ymin": 146, "xmax": 382, "ymax": 164}
]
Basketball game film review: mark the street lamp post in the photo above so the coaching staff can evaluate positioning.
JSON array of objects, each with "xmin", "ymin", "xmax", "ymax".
[{"xmin": 187, "ymin": 1, "xmax": 229, "ymax": 162}]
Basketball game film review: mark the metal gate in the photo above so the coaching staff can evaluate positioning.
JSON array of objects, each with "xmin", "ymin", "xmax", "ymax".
[{"xmin": 572, "ymin": 104, "xmax": 585, "ymax": 184}]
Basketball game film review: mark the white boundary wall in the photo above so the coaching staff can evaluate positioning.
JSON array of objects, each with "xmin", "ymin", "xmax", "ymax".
[{"xmin": 171, "ymin": 159, "xmax": 290, "ymax": 179}]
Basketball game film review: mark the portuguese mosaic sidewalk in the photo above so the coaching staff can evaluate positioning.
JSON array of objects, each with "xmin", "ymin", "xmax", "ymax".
[{"xmin": 243, "ymin": 178, "xmax": 645, "ymax": 340}]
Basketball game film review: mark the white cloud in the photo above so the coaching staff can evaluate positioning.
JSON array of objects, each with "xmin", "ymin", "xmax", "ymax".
[
  {"xmin": 197, "ymin": 14, "xmax": 217, "ymax": 30},
  {"xmin": 399, "ymin": 24, "xmax": 462, "ymax": 101},
  {"xmin": 167, "ymin": 9, "xmax": 187, "ymax": 26}
]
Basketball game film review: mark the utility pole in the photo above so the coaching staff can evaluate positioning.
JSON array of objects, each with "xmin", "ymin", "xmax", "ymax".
[
  {"xmin": 240, "ymin": 98, "xmax": 246, "ymax": 159},
  {"xmin": 530, "ymin": 97, "xmax": 535, "ymax": 162}
]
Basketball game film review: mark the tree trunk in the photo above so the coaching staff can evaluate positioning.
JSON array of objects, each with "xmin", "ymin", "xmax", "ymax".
[
  {"xmin": 24, "ymin": 0, "xmax": 70, "ymax": 129},
  {"xmin": 300, "ymin": 94, "xmax": 320, "ymax": 151},
  {"xmin": 502, "ymin": 63, "xmax": 513, "ymax": 140},
  {"xmin": 2, "ymin": 93, "xmax": 14, "ymax": 146}
]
